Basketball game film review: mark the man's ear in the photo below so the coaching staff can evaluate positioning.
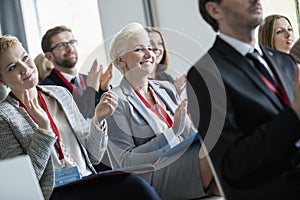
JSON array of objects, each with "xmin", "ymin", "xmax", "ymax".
[
  {"xmin": 205, "ymin": 2, "xmax": 221, "ymax": 20},
  {"xmin": 44, "ymin": 52, "xmax": 53, "ymax": 61}
]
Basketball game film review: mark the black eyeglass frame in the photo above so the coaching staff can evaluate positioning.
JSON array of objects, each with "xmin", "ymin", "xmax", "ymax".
[{"xmin": 47, "ymin": 39, "xmax": 78, "ymax": 52}]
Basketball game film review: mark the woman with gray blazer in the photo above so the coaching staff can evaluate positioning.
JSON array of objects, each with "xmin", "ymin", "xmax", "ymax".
[
  {"xmin": 0, "ymin": 35, "xmax": 121, "ymax": 199},
  {"xmin": 107, "ymin": 22, "xmax": 217, "ymax": 200}
]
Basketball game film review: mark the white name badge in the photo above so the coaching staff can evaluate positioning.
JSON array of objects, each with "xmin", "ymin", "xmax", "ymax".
[{"xmin": 55, "ymin": 166, "xmax": 81, "ymax": 187}]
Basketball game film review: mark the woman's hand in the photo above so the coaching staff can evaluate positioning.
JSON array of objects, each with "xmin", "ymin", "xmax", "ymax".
[
  {"xmin": 100, "ymin": 63, "xmax": 113, "ymax": 91},
  {"xmin": 174, "ymin": 74, "xmax": 186, "ymax": 96},
  {"xmin": 172, "ymin": 99, "xmax": 188, "ymax": 135},
  {"xmin": 94, "ymin": 91, "xmax": 118, "ymax": 123},
  {"xmin": 86, "ymin": 59, "xmax": 103, "ymax": 91},
  {"xmin": 23, "ymin": 90, "xmax": 51, "ymax": 131}
]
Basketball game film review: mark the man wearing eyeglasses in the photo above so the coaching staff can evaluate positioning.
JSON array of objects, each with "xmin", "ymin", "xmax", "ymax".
[{"xmin": 40, "ymin": 25, "xmax": 112, "ymax": 119}]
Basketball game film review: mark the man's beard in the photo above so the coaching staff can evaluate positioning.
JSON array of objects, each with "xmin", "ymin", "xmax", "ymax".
[{"xmin": 56, "ymin": 57, "xmax": 77, "ymax": 68}]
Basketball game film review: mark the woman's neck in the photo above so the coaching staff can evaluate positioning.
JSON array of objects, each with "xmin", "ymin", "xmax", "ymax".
[
  {"xmin": 125, "ymin": 73, "xmax": 149, "ymax": 94},
  {"xmin": 135, "ymin": 83, "xmax": 149, "ymax": 97},
  {"xmin": 148, "ymin": 65, "xmax": 157, "ymax": 79},
  {"xmin": 148, "ymin": 71, "xmax": 156, "ymax": 80},
  {"xmin": 12, "ymin": 87, "xmax": 38, "ymax": 102}
]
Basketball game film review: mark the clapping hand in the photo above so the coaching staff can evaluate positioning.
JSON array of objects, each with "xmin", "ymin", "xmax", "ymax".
[
  {"xmin": 86, "ymin": 59, "xmax": 103, "ymax": 91},
  {"xmin": 174, "ymin": 74, "xmax": 186, "ymax": 96},
  {"xmin": 94, "ymin": 91, "xmax": 118, "ymax": 123},
  {"xmin": 23, "ymin": 90, "xmax": 51, "ymax": 131},
  {"xmin": 100, "ymin": 63, "xmax": 113, "ymax": 91},
  {"xmin": 172, "ymin": 99, "xmax": 188, "ymax": 135}
]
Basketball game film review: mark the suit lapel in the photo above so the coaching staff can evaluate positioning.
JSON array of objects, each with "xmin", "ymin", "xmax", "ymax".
[
  {"xmin": 261, "ymin": 47, "xmax": 294, "ymax": 104},
  {"xmin": 214, "ymin": 38, "xmax": 283, "ymax": 109},
  {"xmin": 49, "ymin": 70, "xmax": 72, "ymax": 93},
  {"xmin": 149, "ymin": 81, "xmax": 177, "ymax": 115},
  {"xmin": 119, "ymin": 78, "xmax": 162, "ymax": 135}
]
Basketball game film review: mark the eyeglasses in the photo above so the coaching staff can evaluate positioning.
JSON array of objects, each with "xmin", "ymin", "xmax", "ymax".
[{"xmin": 48, "ymin": 39, "xmax": 78, "ymax": 52}]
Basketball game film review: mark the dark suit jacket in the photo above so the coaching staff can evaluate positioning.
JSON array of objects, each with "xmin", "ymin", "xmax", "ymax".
[
  {"xmin": 40, "ymin": 69, "xmax": 104, "ymax": 119},
  {"xmin": 187, "ymin": 36, "xmax": 300, "ymax": 199}
]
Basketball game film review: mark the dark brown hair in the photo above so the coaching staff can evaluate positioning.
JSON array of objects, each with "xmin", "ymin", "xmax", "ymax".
[
  {"xmin": 258, "ymin": 15, "xmax": 292, "ymax": 49},
  {"xmin": 145, "ymin": 27, "xmax": 169, "ymax": 71},
  {"xmin": 198, "ymin": 0, "xmax": 222, "ymax": 32},
  {"xmin": 41, "ymin": 25, "xmax": 72, "ymax": 52}
]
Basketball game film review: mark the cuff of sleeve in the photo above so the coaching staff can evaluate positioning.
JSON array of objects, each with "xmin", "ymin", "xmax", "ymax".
[
  {"xmin": 93, "ymin": 117, "xmax": 107, "ymax": 133},
  {"xmin": 164, "ymin": 128, "xmax": 180, "ymax": 148},
  {"xmin": 38, "ymin": 128, "xmax": 56, "ymax": 138}
]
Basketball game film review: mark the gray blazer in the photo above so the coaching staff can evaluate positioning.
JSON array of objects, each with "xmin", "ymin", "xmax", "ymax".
[
  {"xmin": 0, "ymin": 86, "xmax": 108, "ymax": 200},
  {"xmin": 106, "ymin": 78, "xmax": 205, "ymax": 199}
]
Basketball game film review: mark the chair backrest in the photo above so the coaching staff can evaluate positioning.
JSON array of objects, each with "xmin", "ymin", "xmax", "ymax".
[{"xmin": 0, "ymin": 155, "xmax": 44, "ymax": 200}]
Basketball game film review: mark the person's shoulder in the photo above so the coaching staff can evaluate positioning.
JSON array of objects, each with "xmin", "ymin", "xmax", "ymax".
[
  {"xmin": 150, "ymin": 79, "xmax": 171, "ymax": 87},
  {"xmin": 39, "ymin": 85, "xmax": 71, "ymax": 97},
  {"xmin": 150, "ymin": 79, "xmax": 177, "ymax": 95},
  {"xmin": 0, "ymin": 97, "xmax": 18, "ymax": 117},
  {"xmin": 262, "ymin": 46, "xmax": 289, "ymax": 57},
  {"xmin": 39, "ymin": 75, "xmax": 55, "ymax": 85},
  {"xmin": 263, "ymin": 46, "xmax": 296, "ymax": 64}
]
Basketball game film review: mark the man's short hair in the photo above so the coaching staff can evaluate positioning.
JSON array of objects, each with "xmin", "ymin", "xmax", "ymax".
[
  {"xmin": 199, "ymin": 0, "xmax": 222, "ymax": 32},
  {"xmin": 41, "ymin": 25, "xmax": 72, "ymax": 52}
]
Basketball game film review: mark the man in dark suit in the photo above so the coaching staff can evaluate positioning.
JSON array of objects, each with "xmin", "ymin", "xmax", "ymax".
[
  {"xmin": 187, "ymin": 0, "xmax": 300, "ymax": 199},
  {"xmin": 40, "ymin": 25, "xmax": 112, "ymax": 119}
]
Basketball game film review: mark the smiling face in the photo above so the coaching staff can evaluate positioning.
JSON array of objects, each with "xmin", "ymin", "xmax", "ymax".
[
  {"xmin": 46, "ymin": 31, "xmax": 78, "ymax": 69},
  {"xmin": 0, "ymin": 42, "xmax": 38, "ymax": 93},
  {"xmin": 119, "ymin": 30, "xmax": 156, "ymax": 77},
  {"xmin": 273, "ymin": 17, "xmax": 295, "ymax": 53},
  {"xmin": 148, "ymin": 31, "xmax": 164, "ymax": 64}
]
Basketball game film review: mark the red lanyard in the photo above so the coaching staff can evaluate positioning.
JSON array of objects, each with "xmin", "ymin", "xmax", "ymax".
[
  {"xmin": 53, "ymin": 69, "xmax": 86, "ymax": 97},
  {"xmin": 10, "ymin": 92, "xmax": 38, "ymax": 124},
  {"xmin": 11, "ymin": 90, "xmax": 64, "ymax": 160},
  {"xmin": 261, "ymin": 75, "xmax": 290, "ymax": 106},
  {"xmin": 38, "ymin": 91, "xmax": 64, "ymax": 160},
  {"xmin": 135, "ymin": 86, "xmax": 173, "ymax": 128},
  {"xmin": 260, "ymin": 55, "xmax": 290, "ymax": 106}
]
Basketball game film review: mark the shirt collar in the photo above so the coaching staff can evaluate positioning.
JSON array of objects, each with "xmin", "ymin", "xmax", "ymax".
[
  {"xmin": 60, "ymin": 71, "xmax": 79, "ymax": 83},
  {"xmin": 219, "ymin": 33, "xmax": 263, "ymax": 56}
]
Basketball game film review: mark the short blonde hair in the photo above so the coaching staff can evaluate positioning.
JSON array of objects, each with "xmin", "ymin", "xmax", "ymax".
[
  {"xmin": 0, "ymin": 35, "xmax": 19, "ymax": 59},
  {"xmin": 109, "ymin": 22, "xmax": 146, "ymax": 74},
  {"xmin": 290, "ymin": 39, "xmax": 300, "ymax": 63}
]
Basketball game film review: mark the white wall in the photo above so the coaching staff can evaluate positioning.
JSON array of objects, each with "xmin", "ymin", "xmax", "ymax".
[
  {"xmin": 151, "ymin": 0, "xmax": 216, "ymax": 77},
  {"xmin": 98, "ymin": 0, "xmax": 148, "ymax": 86}
]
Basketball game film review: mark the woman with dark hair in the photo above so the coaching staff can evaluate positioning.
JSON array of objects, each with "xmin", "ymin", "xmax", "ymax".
[
  {"xmin": 145, "ymin": 27, "xmax": 186, "ymax": 96},
  {"xmin": 258, "ymin": 14, "xmax": 295, "ymax": 54}
]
